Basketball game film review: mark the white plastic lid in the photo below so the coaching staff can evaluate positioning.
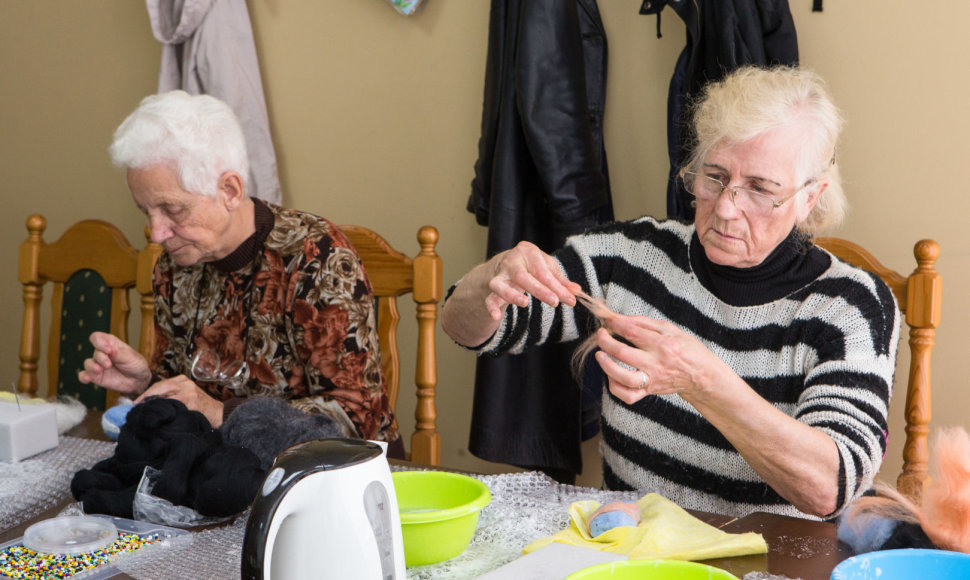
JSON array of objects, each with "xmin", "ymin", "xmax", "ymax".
[{"xmin": 23, "ymin": 516, "xmax": 118, "ymax": 555}]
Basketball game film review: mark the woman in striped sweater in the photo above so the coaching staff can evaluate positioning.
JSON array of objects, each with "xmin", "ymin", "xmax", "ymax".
[{"xmin": 442, "ymin": 66, "xmax": 899, "ymax": 520}]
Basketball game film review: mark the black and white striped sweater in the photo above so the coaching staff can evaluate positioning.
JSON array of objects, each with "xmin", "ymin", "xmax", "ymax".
[{"xmin": 478, "ymin": 217, "xmax": 899, "ymax": 519}]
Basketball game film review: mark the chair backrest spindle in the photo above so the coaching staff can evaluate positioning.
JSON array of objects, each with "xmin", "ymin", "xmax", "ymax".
[
  {"xmin": 814, "ymin": 237, "xmax": 941, "ymax": 499},
  {"xmin": 340, "ymin": 224, "xmax": 442, "ymax": 465}
]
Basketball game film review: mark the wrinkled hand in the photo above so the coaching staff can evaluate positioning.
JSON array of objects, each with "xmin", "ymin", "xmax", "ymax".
[
  {"xmin": 135, "ymin": 375, "xmax": 225, "ymax": 428},
  {"xmin": 484, "ymin": 241, "xmax": 582, "ymax": 320},
  {"xmin": 78, "ymin": 331, "xmax": 151, "ymax": 395},
  {"xmin": 593, "ymin": 314, "xmax": 725, "ymax": 405}
]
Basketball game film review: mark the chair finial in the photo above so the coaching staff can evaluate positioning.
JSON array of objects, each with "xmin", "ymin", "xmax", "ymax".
[
  {"xmin": 417, "ymin": 225, "xmax": 439, "ymax": 253},
  {"xmin": 914, "ymin": 239, "xmax": 940, "ymax": 266},
  {"xmin": 26, "ymin": 214, "xmax": 46, "ymax": 236}
]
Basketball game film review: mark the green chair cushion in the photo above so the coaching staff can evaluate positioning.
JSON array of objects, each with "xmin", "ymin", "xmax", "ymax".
[{"xmin": 57, "ymin": 269, "xmax": 112, "ymax": 410}]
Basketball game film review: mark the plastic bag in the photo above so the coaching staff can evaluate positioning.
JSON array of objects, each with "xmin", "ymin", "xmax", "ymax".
[{"xmin": 133, "ymin": 467, "xmax": 232, "ymax": 529}]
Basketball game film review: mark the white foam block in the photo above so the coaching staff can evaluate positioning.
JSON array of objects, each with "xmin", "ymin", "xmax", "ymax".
[
  {"xmin": 0, "ymin": 401, "xmax": 59, "ymax": 462},
  {"xmin": 476, "ymin": 543, "xmax": 626, "ymax": 580}
]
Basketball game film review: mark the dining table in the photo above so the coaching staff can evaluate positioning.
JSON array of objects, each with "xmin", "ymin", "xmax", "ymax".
[{"xmin": 0, "ymin": 409, "xmax": 854, "ymax": 580}]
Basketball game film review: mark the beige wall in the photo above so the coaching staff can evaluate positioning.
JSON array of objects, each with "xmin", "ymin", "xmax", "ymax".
[{"xmin": 2, "ymin": 1, "xmax": 967, "ymax": 490}]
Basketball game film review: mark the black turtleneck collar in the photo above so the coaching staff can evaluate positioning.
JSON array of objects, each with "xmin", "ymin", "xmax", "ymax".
[
  {"xmin": 689, "ymin": 227, "xmax": 831, "ymax": 307},
  {"xmin": 209, "ymin": 198, "xmax": 274, "ymax": 273}
]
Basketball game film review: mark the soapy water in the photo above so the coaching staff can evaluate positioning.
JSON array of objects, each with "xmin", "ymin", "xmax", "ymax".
[{"xmin": 400, "ymin": 507, "xmax": 440, "ymax": 514}]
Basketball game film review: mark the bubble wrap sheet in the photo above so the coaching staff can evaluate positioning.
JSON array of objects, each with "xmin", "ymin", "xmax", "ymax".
[
  {"xmin": 104, "ymin": 469, "xmax": 804, "ymax": 580},
  {"xmin": 111, "ymin": 470, "xmax": 642, "ymax": 580},
  {"xmin": 0, "ymin": 436, "xmax": 114, "ymax": 530}
]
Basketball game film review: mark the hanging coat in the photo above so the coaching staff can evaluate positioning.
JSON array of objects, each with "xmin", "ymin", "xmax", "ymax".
[
  {"xmin": 466, "ymin": 0, "xmax": 614, "ymax": 479},
  {"xmin": 639, "ymin": 0, "xmax": 799, "ymax": 219},
  {"xmin": 146, "ymin": 0, "xmax": 282, "ymax": 205}
]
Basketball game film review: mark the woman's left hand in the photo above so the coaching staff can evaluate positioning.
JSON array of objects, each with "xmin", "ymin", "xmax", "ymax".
[
  {"xmin": 593, "ymin": 314, "xmax": 725, "ymax": 404},
  {"xmin": 134, "ymin": 375, "xmax": 226, "ymax": 428}
]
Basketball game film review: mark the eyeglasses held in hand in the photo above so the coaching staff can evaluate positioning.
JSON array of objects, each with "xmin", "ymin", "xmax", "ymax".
[{"xmin": 190, "ymin": 348, "xmax": 249, "ymax": 390}]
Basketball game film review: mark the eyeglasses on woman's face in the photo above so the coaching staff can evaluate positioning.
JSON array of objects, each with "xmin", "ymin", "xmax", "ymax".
[{"xmin": 682, "ymin": 170, "xmax": 813, "ymax": 218}]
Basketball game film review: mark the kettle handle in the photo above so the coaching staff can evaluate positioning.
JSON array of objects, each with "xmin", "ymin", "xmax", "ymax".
[{"xmin": 240, "ymin": 467, "xmax": 295, "ymax": 579}]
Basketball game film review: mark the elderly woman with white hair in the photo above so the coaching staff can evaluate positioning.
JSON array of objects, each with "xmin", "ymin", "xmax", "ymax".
[
  {"xmin": 442, "ymin": 66, "xmax": 898, "ymax": 520},
  {"xmin": 79, "ymin": 91, "xmax": 398, "ymax": 452}
]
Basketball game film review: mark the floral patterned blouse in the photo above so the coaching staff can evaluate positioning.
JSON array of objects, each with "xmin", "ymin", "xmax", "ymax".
[{"xmin": 150, "ymin": 199, "xmax": 396, "ymax": 442}]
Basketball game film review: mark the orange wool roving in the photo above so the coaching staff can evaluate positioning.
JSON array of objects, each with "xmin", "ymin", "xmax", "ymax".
[
  {"xmin": 920, "ymin": 427, "xmax": 970, "ymax": 553},
  {"xmin": 846, "ymin": 427, "xmax": 970, "ymax": 554}
]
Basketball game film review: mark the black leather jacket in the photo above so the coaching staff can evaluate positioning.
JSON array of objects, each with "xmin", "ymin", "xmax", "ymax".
[
  {"xmin": 468, "ymin": 0, "xmax": 611, "ymax": 232},
  {"xmin": 466, "ymin": 0, "xmax": 613, "ymax": 478},
  {"xmin": 640, "ymin": 0, "xmax": 799, "ymax": 219}
]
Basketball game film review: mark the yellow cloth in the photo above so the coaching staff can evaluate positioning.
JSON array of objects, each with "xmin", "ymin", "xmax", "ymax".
[{"xmin": 524, "ymin": 493, "xmax": 768, "ymax": 561}]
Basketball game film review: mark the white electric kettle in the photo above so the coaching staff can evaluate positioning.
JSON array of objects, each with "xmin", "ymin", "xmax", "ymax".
[{"xmin": 241, "ymin": 438, "xmax": 406, "ymax": 579}]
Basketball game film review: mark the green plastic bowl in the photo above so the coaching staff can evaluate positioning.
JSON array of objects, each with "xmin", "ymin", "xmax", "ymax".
[
  {"xmin": 566, "ymin": 559, "xmax": 739, "ymax": 580},
  {"xmin": 392, "ymin": 471, "xmax": 491, "ymax": 566}
]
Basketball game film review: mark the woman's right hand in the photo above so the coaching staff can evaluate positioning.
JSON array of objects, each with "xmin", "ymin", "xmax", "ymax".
[
  {"xmin": 77, "ymin": 331, "xmax": 152, "ymax": 395},
  {"xmin": 483, "ymin": 241, "xmax": 582, "ymax": 319},
  {"xmin": 442, "ymin": 241, "xmax": 582, "ymax": 347}
]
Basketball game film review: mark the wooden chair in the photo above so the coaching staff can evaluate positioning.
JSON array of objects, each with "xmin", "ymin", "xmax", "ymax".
[
  {"xmin": 18, "ymin": 215, "xmax": 162, "ymax": 410},
  {"xmin": 340, "ymin": 225, "xmax": 442, "ymax": 465},
  {"xmin": 814, "ymin": 237, "xmax": 942, "ymax": 500}
]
